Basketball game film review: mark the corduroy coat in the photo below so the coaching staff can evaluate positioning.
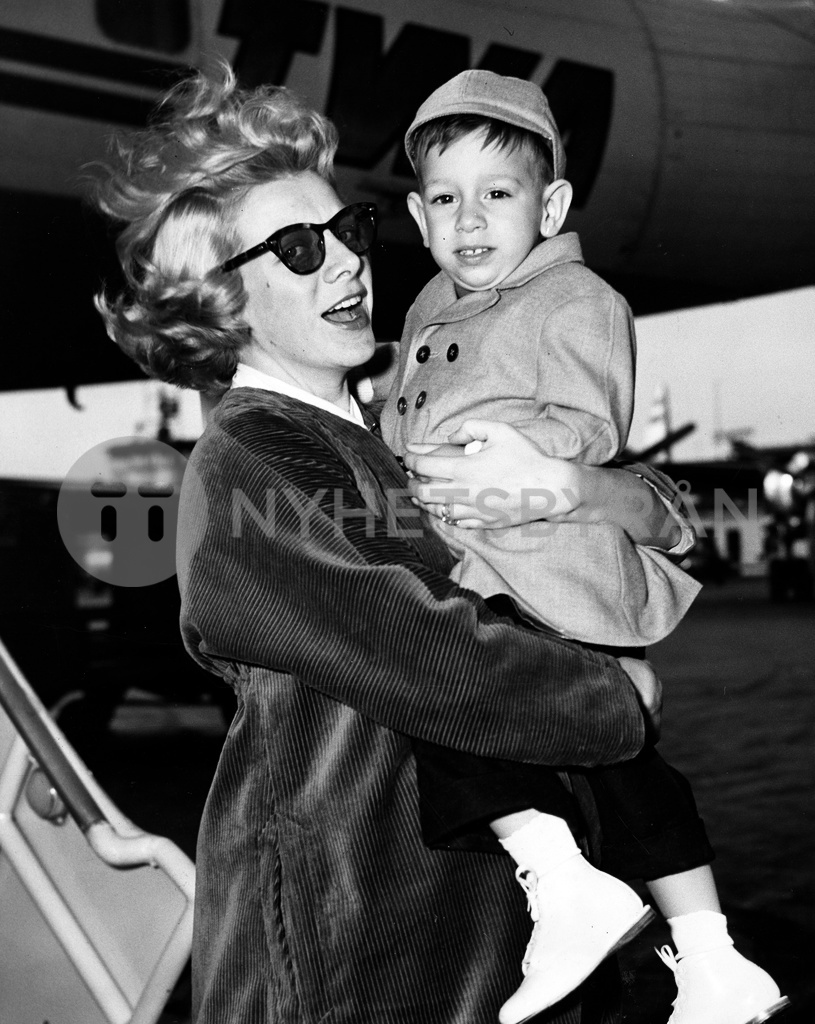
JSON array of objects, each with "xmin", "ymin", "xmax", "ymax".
[{"xmin": 177, "ymin": 386, "xmax": 646, "ymax": 1024}]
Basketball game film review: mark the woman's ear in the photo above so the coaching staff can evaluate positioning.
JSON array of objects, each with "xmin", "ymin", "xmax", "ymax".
[
  {"xmin": 540, "ymin": 179, "xmax": 573, "ymax": 238},
  {"xmin": 407, "ymin": 192, "xmax": 430, "ymax": 248}
]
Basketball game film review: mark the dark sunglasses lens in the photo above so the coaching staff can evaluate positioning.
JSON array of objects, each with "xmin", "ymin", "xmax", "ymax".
[
  {"xmin": 278, "ymin": 227, "xmax": 324, "ymax": 273},
  {"xmin": 334, "ymin": 207, "xmax": 376, "ymax": 254}
]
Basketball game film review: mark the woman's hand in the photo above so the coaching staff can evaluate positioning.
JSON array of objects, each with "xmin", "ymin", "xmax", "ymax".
[
  {"xmin": 403, "ymin": 418, "xmax": 682, "ymax": 548},
  {"xmin": 404, "ymin": 420, "xmax": 585, "ymax": 528},
  {"xmin": 618, "ymin": 657, "xmax": 662, "ymax": 739}
]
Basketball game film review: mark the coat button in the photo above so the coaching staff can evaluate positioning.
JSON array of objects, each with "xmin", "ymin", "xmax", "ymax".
[
  {"xmin": 447, "ymin": 343, "xmax": 459, "ymax": 361},
  {"xmin": 415, "ymin": 391, "xmax": 427, "ymax": 408},
  {"xmin": 397, "ymin": 396, "xmax": 407, "ymax": 415},
  {"xmin": 416, "ymin": 345, "xmax": 430, "ymax": 363}
]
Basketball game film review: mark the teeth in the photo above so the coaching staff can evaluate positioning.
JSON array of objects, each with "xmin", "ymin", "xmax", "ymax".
[
  {"xmin": 459, "ymin": 248, "xmax": 489, "ymax": 256},
  {"xmin": 328, "ymin": 295, "xmax": 362, "ymax": 313}
]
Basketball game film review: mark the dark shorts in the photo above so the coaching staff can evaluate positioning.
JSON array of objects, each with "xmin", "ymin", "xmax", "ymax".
[{"xmin": 412, "ymin": 597, "xmax": 714, "ymax": 881}]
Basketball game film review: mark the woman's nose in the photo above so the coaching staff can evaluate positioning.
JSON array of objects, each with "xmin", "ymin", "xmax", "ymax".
[
  {"xmin": 456, "ymin": 199, "xmax": 486, "ymax": 232},
  {"xmin": 323, "ymin": 230, "xmax": 363, "ymax": 279}
]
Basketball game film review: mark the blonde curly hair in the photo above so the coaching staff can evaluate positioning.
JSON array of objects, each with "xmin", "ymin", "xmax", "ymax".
[{"xmin": 92, "ymin": 62, "xmax": 338, "ymax": 392}]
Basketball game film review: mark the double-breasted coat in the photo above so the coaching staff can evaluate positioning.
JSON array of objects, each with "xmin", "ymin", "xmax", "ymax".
[
  {"xmin": 380, "ymin": 235, "xmax": 700, "ymax": 646},
  {"xmin": 177, "ymin": 386, "xmax": 646, "ymax": 1024}
]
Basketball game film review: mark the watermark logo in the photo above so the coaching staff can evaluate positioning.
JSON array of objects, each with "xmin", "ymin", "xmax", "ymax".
[{"xmin": 57, "ymin": 436, "xmax": 193, "ymax": 587}]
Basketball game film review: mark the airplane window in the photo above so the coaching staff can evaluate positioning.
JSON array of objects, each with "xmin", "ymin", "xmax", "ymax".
[{"xmin": 95, "ymin": 0, "xmax": 191, "ymax": 54}]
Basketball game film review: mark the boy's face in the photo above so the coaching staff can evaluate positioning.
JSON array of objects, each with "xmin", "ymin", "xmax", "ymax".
[{"xmin": 408, "ymin": 131, "xmax": 547, "ymax": 296}]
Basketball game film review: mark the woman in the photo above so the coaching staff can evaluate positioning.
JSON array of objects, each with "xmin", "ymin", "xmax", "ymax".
[{"xmin": 93, "ymin": 66, "xmax": 670, "ymax": 1024}]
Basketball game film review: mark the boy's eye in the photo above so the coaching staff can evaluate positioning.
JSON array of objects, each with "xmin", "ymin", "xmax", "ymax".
[
  {"xmin": 430, "ymin": 193, "xmax": 456, "ymax": 205},
  {"xmin": 486, "ymin": 189, "xmax": 510, "ymax": 199}
]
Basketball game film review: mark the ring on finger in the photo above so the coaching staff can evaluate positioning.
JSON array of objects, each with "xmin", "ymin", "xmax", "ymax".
[{"xmin": 441, "ymin": 502, "xmax": 452, "ymax": 523}]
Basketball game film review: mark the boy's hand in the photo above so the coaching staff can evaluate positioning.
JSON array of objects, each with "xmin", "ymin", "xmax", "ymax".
[{"xmin": 618, "ymin": 657, "xmax": 662, "ymax": 739}]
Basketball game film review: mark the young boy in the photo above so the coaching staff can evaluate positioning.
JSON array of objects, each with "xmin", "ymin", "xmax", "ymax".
[{"xmin": 380, "ymin": 71, "xmax": 787, "ymax": 1024}]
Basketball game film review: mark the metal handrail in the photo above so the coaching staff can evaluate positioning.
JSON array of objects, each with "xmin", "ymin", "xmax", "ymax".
[{"xmin": 0, "ymin": 634, "xmax": 105, "ymax": 832}]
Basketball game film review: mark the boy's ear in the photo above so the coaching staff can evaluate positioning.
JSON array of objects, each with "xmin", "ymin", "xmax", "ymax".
[
  {"xmin": 407, "ymin": 192, "xmax": 430, "ymax": 248},
  {"xmin": 540, "ymin": 179, "xmax": 573, "ymax": 238}
]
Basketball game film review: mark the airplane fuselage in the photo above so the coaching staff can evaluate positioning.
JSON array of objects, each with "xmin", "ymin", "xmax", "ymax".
[{"xmin": 1, "ymin": 0, "xmax": 813, "ymax": 388}]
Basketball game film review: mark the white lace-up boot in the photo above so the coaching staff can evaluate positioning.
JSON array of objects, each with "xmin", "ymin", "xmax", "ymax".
[
  {"xmin": 656, "ymin": 944, "xmax": 790, "ymax": 1024},
  {"xmin": 497, "ymin": 854, "xmax": 654, "ymax": 1024}
]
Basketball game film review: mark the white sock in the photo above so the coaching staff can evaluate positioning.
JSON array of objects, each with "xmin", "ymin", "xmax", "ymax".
[
  {"xmin": 498, "ymin": 812, "xmax": 581, "ymax": 875},
  {"xmin": 668, "ymin": 910, "xmax": 734, "ymax": 958}
]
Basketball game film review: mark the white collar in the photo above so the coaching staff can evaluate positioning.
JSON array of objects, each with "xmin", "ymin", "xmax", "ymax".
[{"xmin": 231, "ymin": 362, "xmax": 366, "ymax": 428}]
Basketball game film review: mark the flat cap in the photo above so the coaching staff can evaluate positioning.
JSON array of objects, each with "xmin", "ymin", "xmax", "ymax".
[{"xmin": 405, "ymin": 70, "xmax": 565, "ymax": 179}]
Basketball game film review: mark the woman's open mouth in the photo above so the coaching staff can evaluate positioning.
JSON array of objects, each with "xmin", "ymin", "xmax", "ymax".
[{"xmin": 322, "ymin": 293, "xmax": 369, "ymax": 328}]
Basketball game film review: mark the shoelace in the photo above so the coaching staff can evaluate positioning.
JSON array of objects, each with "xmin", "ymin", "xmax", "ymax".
[
  {"xmin": 515, "ymin": 867, "xmax": 542, "ymax": 975},
  {"xmin": 515, "ymin": 867, "xmax": 541, "ymax": 923},
  {"xmin": 655, "ymin": 945, "xmax": 686, "ymax": 1012},
  {"xmin": 656, "ymin": 944, "xmax": 680, "ymax": 973}
]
